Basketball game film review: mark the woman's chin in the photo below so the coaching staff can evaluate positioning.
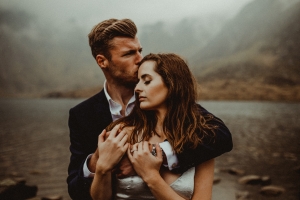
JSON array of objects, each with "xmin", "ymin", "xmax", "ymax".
[{"xmin": 140, "ymin": 104, "xmax": 152, "ymax": 110}]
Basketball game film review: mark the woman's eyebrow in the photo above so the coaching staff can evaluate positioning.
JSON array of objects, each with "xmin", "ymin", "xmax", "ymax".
[{"xmin": 141, "ymin": 74, "xmax": 151, "ymax": 79}]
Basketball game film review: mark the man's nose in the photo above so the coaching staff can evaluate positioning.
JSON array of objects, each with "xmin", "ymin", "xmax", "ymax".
[{"xmin": 136, "ymin": 52, "xmax": 143, "ymax": 63}]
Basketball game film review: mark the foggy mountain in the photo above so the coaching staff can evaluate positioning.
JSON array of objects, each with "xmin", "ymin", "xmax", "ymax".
[
  {"xmin": 189, "ymin": 0, "xmax": 300, "ymax": 101},
  {"xmin": 0, "ymin": 8, "xmax": 104, "ymax": 97},
  {"xmin": 0, "ymin": 0, "xmax": 299, "ymax": 101},
  {"xmin": 140, "ymin": 15, "xmax": 228, "ymax": 57},
  {"xmin": 0, "ymin": 7, "xmax": 227, "ymax": 98}
]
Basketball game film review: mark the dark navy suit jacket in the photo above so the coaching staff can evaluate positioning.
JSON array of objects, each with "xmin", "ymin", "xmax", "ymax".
[{"xmin": 67, "ymin": 89, "xmax": 233, "ymax": 200}]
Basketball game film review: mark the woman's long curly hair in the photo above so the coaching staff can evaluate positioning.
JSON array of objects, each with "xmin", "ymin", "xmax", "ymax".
[{"xmin": 107, "ymin": 53, "xmax": 217, "ymax": 153}]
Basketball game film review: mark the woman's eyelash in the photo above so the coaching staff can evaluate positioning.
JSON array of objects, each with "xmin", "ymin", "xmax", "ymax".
[{"xmin": 144, "ymin": 80, "xmax": 150, "ymax": 84}]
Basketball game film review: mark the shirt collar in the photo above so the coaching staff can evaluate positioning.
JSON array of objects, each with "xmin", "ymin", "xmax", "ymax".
[{"xmin": 103, "ymin": 80, "xmax": 136, "ymax": 121}]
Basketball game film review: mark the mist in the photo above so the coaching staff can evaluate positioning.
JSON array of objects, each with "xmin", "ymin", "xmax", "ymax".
[{"xmin": 0, "ymin": 0, "xmax": 299, "ymax": 100}]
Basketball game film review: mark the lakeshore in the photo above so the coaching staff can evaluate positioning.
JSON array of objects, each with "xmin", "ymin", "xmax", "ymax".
[{"xmin": 0, "ymin": 99, "xmax": 299, "ymax": 200}]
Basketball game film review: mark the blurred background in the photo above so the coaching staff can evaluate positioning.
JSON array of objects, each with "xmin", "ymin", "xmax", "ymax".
[
  {"xmin": 1, "ymin": 0, "xmax": 299, "ymax": 100},
  {"xmin": 0, "ymin": 0, "xmax": 299, "ymax": 200}
]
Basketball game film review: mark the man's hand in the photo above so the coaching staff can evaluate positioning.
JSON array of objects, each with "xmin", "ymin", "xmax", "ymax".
[
  {"xmin": 87, "ymin": 149, "xmax": 99, "ymax": 173},
  {"xmin": 112, "ymin": 126, "xmax": 135, "ymax": 178},
  {"xmin": 121, "ymin": 126, "xmax": 134, "ymax": 142},
  {"xmin": 113, "ymin": 155, "xmax": 137, "ymax": 178},
  {"xmin": 96, "ymin": 124, "xmax": 129, "ymax": 174},
  {"xmin": 88, "ymin": 130, "xmax": 111, "ymax": 173}
]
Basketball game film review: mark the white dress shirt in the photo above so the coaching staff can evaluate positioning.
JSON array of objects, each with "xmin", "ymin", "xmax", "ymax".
[{"xmin": 83, "ymin": 81, "xmax": 179, "ymax": 177}]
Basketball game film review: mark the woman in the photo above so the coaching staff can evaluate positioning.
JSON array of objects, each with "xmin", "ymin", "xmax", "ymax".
[{"xmin": 91, "ymin": 53, "xmax": 217, "ymax": 200}]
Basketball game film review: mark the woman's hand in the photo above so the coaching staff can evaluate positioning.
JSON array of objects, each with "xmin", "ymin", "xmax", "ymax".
[{"xmin": 127, "ymin": 141, "xmax": 163, "ymax": 181}]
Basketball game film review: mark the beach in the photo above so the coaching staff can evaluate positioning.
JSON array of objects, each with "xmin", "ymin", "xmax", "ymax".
[{"xmin": 0, "ymin": 99, "xmax": 299, "ymax": 200}]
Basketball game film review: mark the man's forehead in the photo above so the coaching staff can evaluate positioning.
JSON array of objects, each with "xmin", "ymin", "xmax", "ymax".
[{"xmin": 110, "ymin": 36, "xmax": 141, "ymax": 50}]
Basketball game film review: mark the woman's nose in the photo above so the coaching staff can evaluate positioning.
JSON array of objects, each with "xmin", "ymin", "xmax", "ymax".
[{"xmin": 135, "ymin": 82, "xmax": 141, "ymax": 93}]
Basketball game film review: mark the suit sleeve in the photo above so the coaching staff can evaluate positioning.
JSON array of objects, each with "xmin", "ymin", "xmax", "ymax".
[
  {"xmin": 199, "ymin": 105, "xmax": 233, "ymax": 159},
  {"xmin": 67, "ymin": 108, "xmax": 93, "ymax": 200},
  {"xmin": 175, "ymin": 105, "xmax": 233, "ymax": 173}
]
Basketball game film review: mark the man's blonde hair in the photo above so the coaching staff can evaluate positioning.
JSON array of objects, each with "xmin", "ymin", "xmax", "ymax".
[{"xmin": 88, "ymin": 18, "xmax": 137, "ymax": 60}]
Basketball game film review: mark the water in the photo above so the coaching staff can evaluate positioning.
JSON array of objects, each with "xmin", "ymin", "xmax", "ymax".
[{"xmin": 0, "ymin": 99, "xmax": 299, "ymax": 199}]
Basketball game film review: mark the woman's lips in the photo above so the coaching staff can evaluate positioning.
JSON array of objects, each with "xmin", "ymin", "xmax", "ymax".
[{"xmin": 139, "ymin": 96, "xmax": 146, "ymax": 101}]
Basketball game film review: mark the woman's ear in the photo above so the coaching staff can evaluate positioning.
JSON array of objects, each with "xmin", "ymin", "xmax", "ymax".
[{"xmin": 96, "ymin": 54, "xmax": 108, "ymax": 69}]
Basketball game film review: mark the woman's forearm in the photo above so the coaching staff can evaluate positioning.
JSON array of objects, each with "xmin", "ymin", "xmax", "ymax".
[
  {"xmin": 90, "ymin": 170, "xmax": 112, "ymax": 200},
  {"xmin": 144, "ymin": 172, "xmax": 186, "ymax": 200},
  {"xmin": 192, "ymin": 159, "xmax": 215, "ymax": 200}
]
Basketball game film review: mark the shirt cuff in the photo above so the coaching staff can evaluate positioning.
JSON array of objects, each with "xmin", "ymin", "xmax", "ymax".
[
  {"xmin": 83, "ymin": 154, "xmax": 95, "ymax": 178},
  {"xmin": 159, "ymin": 141, "xmax": 179, "ymax": 170}
]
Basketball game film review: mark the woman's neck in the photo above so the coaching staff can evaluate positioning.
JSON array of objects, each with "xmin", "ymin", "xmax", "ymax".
[{"xmin": 155, "ymin": 108, "xmax": 167, "ymax": 136}]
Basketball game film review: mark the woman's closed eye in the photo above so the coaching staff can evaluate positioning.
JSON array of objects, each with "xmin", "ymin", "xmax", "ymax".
[
  {"xmin": 144, "ymin": 80, "xmax": 151, "ymax": 85},
  {"xmin": 140, "ymin": 74, "xmax": 152, "ymax": 85}
]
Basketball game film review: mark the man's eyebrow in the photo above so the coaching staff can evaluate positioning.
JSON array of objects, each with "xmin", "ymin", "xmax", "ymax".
[
  {"xmin": 122, "ymin": 49, "xmax": 135, "ymax": 55},
  {"xmin": 122, "ymin": 48, "xmax": 142, "ymax": 55}
]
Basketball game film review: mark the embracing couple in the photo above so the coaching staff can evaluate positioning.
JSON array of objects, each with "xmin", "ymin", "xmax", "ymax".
[{"xmin": 67, "ymin": 18, "xmax": 233, "ymax": 200}]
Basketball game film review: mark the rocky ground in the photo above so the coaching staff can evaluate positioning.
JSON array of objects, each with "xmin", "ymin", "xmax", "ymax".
[{"xmin": 0, "ymin": 99, "xmax": 299, "ymax": 200}]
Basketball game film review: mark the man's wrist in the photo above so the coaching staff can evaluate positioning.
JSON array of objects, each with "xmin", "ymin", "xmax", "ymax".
[
  {"xmin": 88, "ymin": 154, "xmax": 97, "ymax": 173},
  {"xmin": 95, "ymin": 162, "xmax": 113, "ymax": 175},
  {"xmin": 83, "ymin": 154, "xmax": 95, "ymax": 178},
  {"xmin": 161, "ymin": 149, "xmax": 168, "ymax": 165},
  {"xmin": 159, "ymin": 141, "xmax": 180, "ymax": 170}
]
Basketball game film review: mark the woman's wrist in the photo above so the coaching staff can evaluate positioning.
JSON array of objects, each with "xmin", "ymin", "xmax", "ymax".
[{"xmin": 142, "ymin": 171, "xmax": 161, "ymax": 186}]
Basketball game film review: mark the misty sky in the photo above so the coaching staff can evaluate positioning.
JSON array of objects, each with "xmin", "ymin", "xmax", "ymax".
[
  {"xmin": 1, "ymin": 0, "xmax": 299, "ymax": 97},
  {"xmin": 1, "ymin": 0, "xmax": 253, "ymax": 31}
]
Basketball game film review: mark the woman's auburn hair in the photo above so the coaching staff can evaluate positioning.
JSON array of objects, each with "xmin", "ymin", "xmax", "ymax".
[{"xmin": 107, "ymin": 53, "xmax": 217, "ymax": 153}]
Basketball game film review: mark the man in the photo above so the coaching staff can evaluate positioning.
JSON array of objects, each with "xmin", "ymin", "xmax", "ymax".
[{"xmin": 67, "ymin": 18, "xmax": 232, "ymax": 200}]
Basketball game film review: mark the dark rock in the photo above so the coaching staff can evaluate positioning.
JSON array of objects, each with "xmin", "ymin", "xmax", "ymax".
[
  {"xmin": 235, "ymin": 190, "xmax": 250, "ymax": 199},
  {"xmin": 41, "ymin": 195, "xmax": 63, "ymax": 200},
  {"xmin": 228, "ymin": 168, "xmax": 245, "ymax": 175},
  {"xmin": 9, "ymin": 172, "xmax": 20, "ymax": 177},
  {"xmin": 0, "ymin": 178, "xmax": 16, "ymax": 187},
  {"xmin": 30, "ymin": 170, "xmax": 44, "ymax": 175},
  {"xmin": 272, "ymin": 152, "xmax": 280, "ymax": 158},
  {"xmin": 261, "ymin": 176, "xmax": 271, "ymax": 185},
  {"xmin": 219, "ymin": 168, "xmax": 229, "ymax": 173},
  {"xmin": 238, "ymin": 175, "xmax": 261, "ymax": 185},
  {"xmin": 294, "ymin": 165, "xmax": 300, "ymax": 173},
  {"xmin": 213, "ymin": 177, "xmax": 221, "ymax": 184},
  {"xmin": 0, "ymin": 178, "xmax": 38, "ymax": 200},
  {"xmin": 26, "ymin": 197, "xmax": 41, "ymax": 200},
  {"xmin": 260, "ymin": 185, "xmax": 285, "ymax": 196},
  {"xmin": 284, "ymin": 152, "xmax": 297, "ymax": 161},
  {"xmin": 214, "ymin": 168, "xmax": 220, "ymax": 173}
]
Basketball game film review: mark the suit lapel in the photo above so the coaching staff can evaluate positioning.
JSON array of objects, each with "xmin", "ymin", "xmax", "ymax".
[{"xmin": 94, "ymin": 89, "xmax": 113, "ymax": 127}]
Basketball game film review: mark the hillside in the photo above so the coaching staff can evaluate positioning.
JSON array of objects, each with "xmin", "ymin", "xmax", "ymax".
[
  {"xmin": 0, "ymin": 8, "xmax": 223, "ymax": 98},
  {"xmin": 1, "ymin": 0, "xmax": 299, "ymax": 101},
  {"xmin": 52, "ymin": 0, "xmax": 300, "ymax": 102},
  {"xmin": 190, "ymin": 0, "xmax": 300, "ymax": 101}
]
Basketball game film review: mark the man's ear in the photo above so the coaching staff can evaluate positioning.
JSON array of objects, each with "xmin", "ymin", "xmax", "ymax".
[{"xmin": 96, "ymin": 54, "xmax": 109, "ymax": 69}]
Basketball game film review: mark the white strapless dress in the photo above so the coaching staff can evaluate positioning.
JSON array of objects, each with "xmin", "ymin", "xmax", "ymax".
[{"xmin": 114, "ymin": 167, "xmax": 195, "ymax": 200}]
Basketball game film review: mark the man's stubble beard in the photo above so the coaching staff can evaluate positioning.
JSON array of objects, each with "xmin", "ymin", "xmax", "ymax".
[
  {"xmin": 109, "ymin": 66, "xmax": 138, "ymax": 89},
  {"xmin": 116, "ymin": 76, "xmax": 138, "ymax": 88}
]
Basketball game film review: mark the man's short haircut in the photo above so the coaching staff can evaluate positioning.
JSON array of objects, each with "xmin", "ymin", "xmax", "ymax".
[{"xmin": 88, "ymin": 18, "xmax": 137, "ymax": 60}]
